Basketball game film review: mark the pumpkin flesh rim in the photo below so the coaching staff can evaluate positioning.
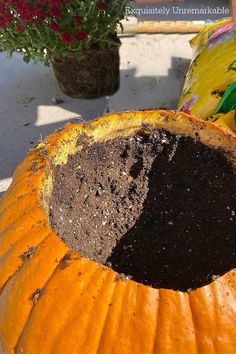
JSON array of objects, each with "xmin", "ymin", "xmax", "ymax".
[{"xmin": 38, "ymin": 110, "xmax": 236, "ymax": 294}]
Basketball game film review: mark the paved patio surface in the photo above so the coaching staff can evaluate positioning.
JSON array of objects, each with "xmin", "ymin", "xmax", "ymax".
[{"xmin": 0, "ymin": 33, "xmax": 193, "ymax": 197}]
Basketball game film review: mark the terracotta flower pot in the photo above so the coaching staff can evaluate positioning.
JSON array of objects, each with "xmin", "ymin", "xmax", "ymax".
[{"xmin": 51, "ymin": 46, "xmax": 120, "ymax": 99}]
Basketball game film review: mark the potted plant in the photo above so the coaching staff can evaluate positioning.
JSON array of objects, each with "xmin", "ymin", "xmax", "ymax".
[{"xmin": 0, "ymin": 0, "xmax": 131, "ymax": 98}]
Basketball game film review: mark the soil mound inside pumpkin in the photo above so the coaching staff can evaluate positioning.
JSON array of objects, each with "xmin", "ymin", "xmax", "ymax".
[{"xmin": 49, "ymin": 130, "xmax": 236, "ymax": 291}]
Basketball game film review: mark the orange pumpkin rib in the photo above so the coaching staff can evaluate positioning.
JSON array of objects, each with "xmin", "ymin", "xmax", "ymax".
[
  {"xmin": 96, "ymin": 279, "xmax": 129, "ymax": 354},
  {"xmin": 10, "ymin": 154, "xmax": 35, "ymax": 177},
  {"xmin": 9, "ymin": 156, "xmax": 43, "ymax": 184},
  {"xmin": 0, "ymin": 193, "xmax": 40, "ymax": 229},
  {"xmin": 0, "ymin": 169, "xmax": 41, "ymax": 215},
  {"xmin": 45, "ymin": 266, "xmax": 116, "ymax": 353},
  {"xmin": 0, "ymin": 226, "xmax": 52, "ymax": 291},
  {"xmin": 187, "ymin": 293, "xmax": 201, "ymax": 354},
  {"xmin": 189, "ymin": 272, "xmax": 236, "ymax": 353},
  {"xmin": 0, "ymin": 192, "xmax": 34, "ymax": 216},
  {"xmin": 0, "ymin": 206, "xmax": 45, "ymax": 255},
  {"xmin": 97, "ymin": 281, "xmax": 160, "ymax": 354},
  {"xmin": 0, "ymin": 233, "xmax": 67, "ymax": 353},
  {"xmin": 0, "ymin": 336, "xmax": 7, "ymax": 354},
  {"xmin": 149, "ymin": 290, "xmax": 197, "ymax": 354},
  {"xmin": 16, "ymin": 257, "xmax": 115, "ymax": 353},
  {"xmin": 0, "ymin": 199, "xmax": 39, "ymax": 233}
]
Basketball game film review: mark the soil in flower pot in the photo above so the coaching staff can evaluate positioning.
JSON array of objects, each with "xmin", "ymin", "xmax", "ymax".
[
  {"xmin": 49, "ymin": 130, "xmax": 236, "ymax": 292},
  {"xmin": 51, "ymin": 46, "xmax": 120, "ymax": 99}
]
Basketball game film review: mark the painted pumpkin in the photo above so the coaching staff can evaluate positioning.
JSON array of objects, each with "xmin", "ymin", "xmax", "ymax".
[{"xmin": 0, "ymin": 111, "xmax": 236, "ymax": 354}]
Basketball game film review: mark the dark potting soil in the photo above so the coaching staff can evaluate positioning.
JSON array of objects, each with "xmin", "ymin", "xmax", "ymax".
[{"xmin": 49, "ymin": 130, "xmax": 236, "ymax": 291}]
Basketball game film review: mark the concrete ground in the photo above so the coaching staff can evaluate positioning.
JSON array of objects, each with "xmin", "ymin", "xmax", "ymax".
[{"xmin": 0, "ymin": 33, "xmax": 193, "ymax": 197}]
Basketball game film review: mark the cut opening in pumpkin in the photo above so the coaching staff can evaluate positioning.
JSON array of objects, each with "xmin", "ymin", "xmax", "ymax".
[{"xmin": 48, "ymin": 129, "xmax": 236, "ymax": 292}]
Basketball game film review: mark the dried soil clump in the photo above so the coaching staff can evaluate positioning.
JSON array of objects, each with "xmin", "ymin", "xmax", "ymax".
[{"xmin": 51, "ymin": 47, "xmax": 120, "ymax": 98}]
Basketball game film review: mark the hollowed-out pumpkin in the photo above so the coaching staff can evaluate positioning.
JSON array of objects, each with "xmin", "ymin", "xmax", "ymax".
[{"xmin": 0, "ymin": 110, "xmax": 235, "ymax": 354}]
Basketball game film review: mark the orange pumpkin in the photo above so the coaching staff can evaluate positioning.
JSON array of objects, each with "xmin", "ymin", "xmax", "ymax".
[{"xmin": 0, "ymin": 111, "xmax": 236, "ymax": 354}]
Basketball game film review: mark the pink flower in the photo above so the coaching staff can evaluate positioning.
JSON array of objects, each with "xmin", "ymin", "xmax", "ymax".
[
  {"xmin": 49, "ymin": 6, "xmax": 62, "ymax": 19},
  {"xmin": 74, "ymin": 15, "xmax": 82, "ymax": 24},
  {"xmin": 1, "ymin": 13, "xmax": 13, "ymax": 26},
  {"xmin": 35, "ymin": 9, "xmax": 46, "ymax": 22},
  {"xmin": 17, "ymin": 24, "xmax": 25, "ymax": 33},
  {"xmin": 50, "ymin": 22, "xmax": 59, "ymax": 32},
  {"xmin": 60, "ymin": 31, "xmax": 72, "ymax": 45},
  {"xmin": 74, "ymin": 31, "xmax": 87, "ymax": 42},
  {"xmin": 19, "ymin": 5, "xmax": 36, "ymax": 24},
  {"xmin": 49, "ymin": 0, "xmax": 62, "ymax": 6},
  {"xmin": 0, "ymin": 18, "xmax": 6, "ymax": 28},
  {"xmin": 98, "ymin": 2, "xmax": 107, "ymax": 11}
]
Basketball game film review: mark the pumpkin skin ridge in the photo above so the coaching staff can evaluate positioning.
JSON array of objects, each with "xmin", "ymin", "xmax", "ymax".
[
  {"xmin": 15, "ymin": 256, "xmax": 115, "ymax": 353},
  {"xmin": 96, "ymin": 279, "xmax": 131, "ymax": 354},
  {"xmin": 149, "ymin": 288, "xmax": 161, "ymax": 354},
  {"xmin": 44, "ymin": 264, "xmax": 116, "ymax": 354},
  {"xmin": 0, "ymin": 176, "xmax": 39, "ymax": 213},
  {"xmin": 187, "ymin": 292, "xmax": 201, "ymax": 353},
  {"xmin": 0, "ymin": 145, "xmax": 47, "ymax": 214},
  {"xmin": 0, "ymin": 270, "xmax": 15, "ymax": 299},
  {"xmin": 0, "ymin": 233, "xmax": 68, "ymax": 353},
  {"xmin": 0, "ymin": 110, "xmax": 236, "ymax": 353},
  {"xmin": 105, "ymin": 282, "xmax": 161, "ymax": 354},
  {"xmin": 0, "ymin": 194, "xmax": 43, "ymax": 229},
  {"xmin": 0, "ymin": 192, "xmax": 36, "ymax": 216},
  {"xmin": 0, "ymin": 182, "xmax": 44, "ymax": 240},
  {"xmin": 93, "ymin": 279, "xmax": 121, "ymax": 354},
  {"xmin": 0, "ymin": 169, "xmax": 40, "ymax": 209},
  {"xmin": 0, "ymin": 228, "xmax": 54, "ymax": 293},
  {"xmin": 188, "ymin": 273, "xmax": 236, "ymax": 353},
  {"xmin": 151, "ymin": 290, "xmax": 198, "ymax": 353},
  {"xmin": 0, "ymin": 208, "xmax": 45, "ymax": 258},
  {"xmin": 4, "ymin": 166, "xmax": 43, "ymax": 197},
  {"xmin": 0, "ymin": 204, "xmax": 39, "ymax": 234},
  {"xmin": 151, "ymin": 290, "xmax": 162, "ymax": 354}
]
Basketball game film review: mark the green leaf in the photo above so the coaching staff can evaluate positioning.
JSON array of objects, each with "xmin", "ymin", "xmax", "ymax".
[
  {"xmin": 228, "ymin": 60, "xmax": 236, "ymax": 72},
  {"xmin": 5, "ymin": 51, "xmax": 13, "ymax": 60},
  {"xmin": 23, "ymin": 55, "xmax": 31, "ymax": 64}
]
